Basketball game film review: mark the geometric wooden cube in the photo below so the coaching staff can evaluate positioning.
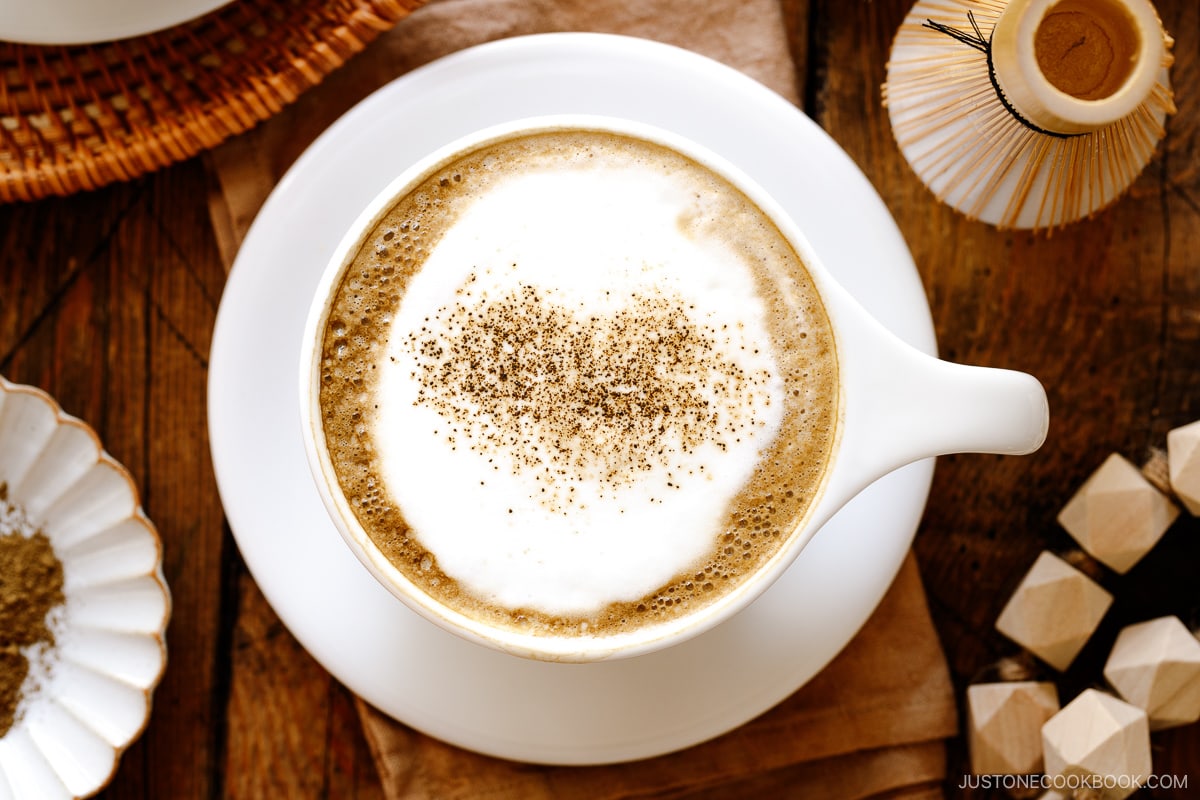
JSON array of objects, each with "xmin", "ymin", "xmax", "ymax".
[
  {"xmin": 1041, "ymin": 689, "xmax": 1152, "ymax": 800},
  {"xmin": 996, "ymin": 551, "xmax": 1113, "ymax": 671},
  {"xmin": 967, "ymin": 681, "xmax": 1059, "ymax": 774},
  {"xmin": 1167, "ymin": 419, "xmax": 1200, "ymax": 515},
  {"xmin": 1104, "ymin": 615, "xmax": 1200, "ymax": 730},
  {"xmin": 1057, "ymin": 453, "xmax": 1180, "ymax": 573}
]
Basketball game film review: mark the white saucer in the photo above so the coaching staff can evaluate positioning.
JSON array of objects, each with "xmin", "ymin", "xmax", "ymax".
[
  {"xmin": 0, "ymin": 0, "xmax": 232, "ymax": 45},
  {"xmin": 208, "ymin": 33, "xmax": 937, "ymax": 766}
]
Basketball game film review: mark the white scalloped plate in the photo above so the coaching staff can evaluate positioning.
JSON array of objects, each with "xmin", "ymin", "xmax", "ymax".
[{"xmin": 0, "ymin": 376, "xmax": 169, "ymax": 800}]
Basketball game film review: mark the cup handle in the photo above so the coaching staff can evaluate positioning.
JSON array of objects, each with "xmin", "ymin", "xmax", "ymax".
[{"xmin": 822, "ymin": 300, "xmax": 1049, "ymax": 516}]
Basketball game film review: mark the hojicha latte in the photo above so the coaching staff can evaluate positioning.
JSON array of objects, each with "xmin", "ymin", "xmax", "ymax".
[{"xmin": 314, "ymin": 126, "xmax": 839, "ymax": 640}]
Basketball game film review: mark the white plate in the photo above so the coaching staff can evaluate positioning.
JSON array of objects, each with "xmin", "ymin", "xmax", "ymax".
[
  {"xmin": 208, "ymin": 33, "xmax": 937, "ymax": 766},
  {"xmin": 0, "ymin": 377, "xmax": 169, "ymax": 799},
  {"xmin": 0, "ymin": 0, "xmax": 232, "ymax": 45}
]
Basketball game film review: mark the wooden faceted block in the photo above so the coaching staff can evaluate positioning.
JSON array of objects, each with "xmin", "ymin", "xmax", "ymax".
[
  {"xmin": 968, "ymin": 681, "xmax": 1059, "ymax": 775},
  {"xmin": 996, "ymin": 551, "xmax": 1113, "ymax": 671},
  {"xmin": 1042, "ymin": 689, "xmax": 1151, "ymax": 800},
  {"xmin": 1168, "ymin": 419, "xmax": 1200, "ymax": 514},
  {"xmin": 1104, "ymin": 615, "xmax": 1200, "ymax": 730},
  {"xmin": 1057, "ymin": 453, "xmax": 1180, "ymax": 573}
]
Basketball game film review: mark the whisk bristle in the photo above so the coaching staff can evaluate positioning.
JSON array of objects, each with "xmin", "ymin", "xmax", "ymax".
[{"xmin": 883, "ymin": 0, "xmax": 1175, "ymax": 231}]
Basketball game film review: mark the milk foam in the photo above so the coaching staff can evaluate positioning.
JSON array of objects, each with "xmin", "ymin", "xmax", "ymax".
[
  {"xmin": 373, "ymin": 162, "xmax": 785, "ymax": 615},
  {"xmin": 318, "ymin": 130, "xmax": 839, "ymax": 636}
]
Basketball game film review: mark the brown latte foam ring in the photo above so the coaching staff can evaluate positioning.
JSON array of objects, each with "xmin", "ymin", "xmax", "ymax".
[{"xmin": 317, "ymin": 129, "xmax": 839, "ymax": 638}]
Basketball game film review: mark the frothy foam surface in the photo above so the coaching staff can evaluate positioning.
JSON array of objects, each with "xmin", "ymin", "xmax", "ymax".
[
  {"xmin": 379, "ymin": 164, "xmax": 783, "ymax": 614},
  {"xmin": 318, "ymin": 129, "xmax": 838, "ymax": 637}
]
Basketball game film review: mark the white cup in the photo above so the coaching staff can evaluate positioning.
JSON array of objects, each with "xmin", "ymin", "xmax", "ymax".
[{"xmin": 300, "ymin": 115, "xmax": 1048, "ymax": 662}]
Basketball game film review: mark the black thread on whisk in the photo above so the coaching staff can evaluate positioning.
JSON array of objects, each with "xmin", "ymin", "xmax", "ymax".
[
  {"xmin": 924, "ymin": 10, "xmax": 989, "ymax": 52},
  {"xmin": 923, "ymin": 11, "xmax": 1078, "ymax": 139}
]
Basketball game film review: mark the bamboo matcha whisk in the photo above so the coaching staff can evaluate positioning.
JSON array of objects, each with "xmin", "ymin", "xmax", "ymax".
[{"xmin": 883, "ymin": 0, "xmax": 1175, "ymax": 231}]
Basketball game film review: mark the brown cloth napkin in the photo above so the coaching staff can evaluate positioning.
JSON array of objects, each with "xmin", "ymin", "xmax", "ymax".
[
  {"xmin": 355, "ymin": 556, "xmax": 953, "ymax": 800},
  {"xmin": 205, "ymin": 1, "xmax": 959, "ymax": 797}
]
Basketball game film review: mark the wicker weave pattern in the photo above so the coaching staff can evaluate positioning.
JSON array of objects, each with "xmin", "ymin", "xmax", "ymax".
[{"xmin": 0, "ymin": 0, "xmax": 426, "ymax": 202}]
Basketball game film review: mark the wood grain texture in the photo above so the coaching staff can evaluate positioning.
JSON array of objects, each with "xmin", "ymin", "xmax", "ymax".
[
  {"xmin": 224, "ymin": 567, "xmax": 384, "ymax": 799},
  {"xmin": 797, "ymin": 1, "xmax": 1200, "ymax": 796},
  {"xmin": 1, "ymin": 161, "xmax": 229, "ymax": 798},
  {"xmin": 0, "ymin": 1, "xmax": 1197, "ymax": 798}
]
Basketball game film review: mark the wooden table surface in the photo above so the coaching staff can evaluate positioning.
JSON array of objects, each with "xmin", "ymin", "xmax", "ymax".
[{"xmin": 2, "ymin": 1, "xmax": 1198, "ymax": 797}]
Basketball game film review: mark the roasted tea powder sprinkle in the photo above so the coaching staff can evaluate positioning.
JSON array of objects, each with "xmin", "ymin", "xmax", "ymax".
[
  {"xmin": 402, "ymin": 273, "xmax": 775, "ymax": 509},
  {"xmin": 0, "ymin": 485, "xmax": 65, "ymax": 737}
]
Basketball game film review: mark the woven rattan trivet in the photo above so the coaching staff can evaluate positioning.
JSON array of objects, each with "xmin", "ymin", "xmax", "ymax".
[{"xmin": 0, "ymin": 0, "xmax": 426, "ymax": 203}]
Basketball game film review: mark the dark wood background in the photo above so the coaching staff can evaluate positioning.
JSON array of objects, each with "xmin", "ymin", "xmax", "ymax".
[{"xmin": 1, "ymin": 0, "xmax": 1197, "ymax": 796}]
